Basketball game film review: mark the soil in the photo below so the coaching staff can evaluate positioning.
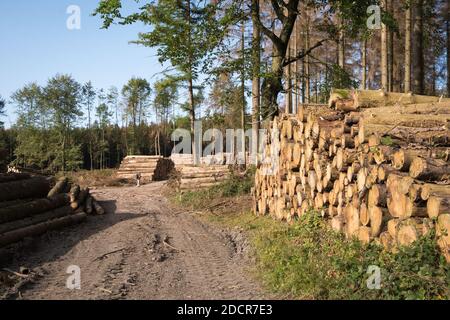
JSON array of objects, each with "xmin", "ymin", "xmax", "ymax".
[{"xmin": 0, "ymin": 182, "xmax": 269, "ymax": 300}]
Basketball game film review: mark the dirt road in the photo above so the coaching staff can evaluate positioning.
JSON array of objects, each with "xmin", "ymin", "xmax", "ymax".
[{"xmin": 0, "ymin": 183, "xmax": 268, "ymax": 300}]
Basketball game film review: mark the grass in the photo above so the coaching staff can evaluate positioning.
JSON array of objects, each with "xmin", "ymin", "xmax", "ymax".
[
  {"xmin": 204, "ymin": 211, "xmax": 450, "ymax": 300},
  {"xmin": 173, "ymin": 167, "xmax": 255, "ymax": 210},
  {"xmin": 173, "ymin": 174, "xmax": 449, "ymax": 300}
]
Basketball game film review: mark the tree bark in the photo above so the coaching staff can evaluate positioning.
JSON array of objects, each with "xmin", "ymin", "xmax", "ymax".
[
  {"xmin": 381, "ymin": 0, "xmax": 388, "ymax": 90},
  {"xmin": 0, "ymin": 193, "xmax": 70, "ymax": 224},
  {"xmin": 241, "ymin": 17, "xmax": 247, "ymax": 165},
  {"xmin": 447, "ymin": 0, "xmax": 450, "ymax": 96},
  {"xmin": 305, "ymin": 11, "xmax": 311, "ymax": 103},
  {"xmin": 361, "ymin": 39, "xmax": 367, "ymax": 90},
  {"xmin": 186, "ymin": 0, "xmax": 198, "ymax": 165},
  {"xmin": 413, "ymin": 0, "xmax": 425, "ymax": 94},
  {"xmin": 251, "ymin": 0, "xmax": 261, "ymax": 165},
  {"xmin": 0, "ymin": 212, "xmax": 87, "ymax": 248},
  {"xmin": 0, "ymin": 177, "xmax": 51, "ymax": 202},
  {"xmin": 258, "ymin": 0, "xmax": 302, "ymax": 120}
]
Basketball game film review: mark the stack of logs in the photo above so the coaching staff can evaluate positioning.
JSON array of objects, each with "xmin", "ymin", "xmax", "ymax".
[
  {"xmin": 172, "ymin": 165, "xmax": 230, "ymax": 191},
  {"xmin": 330, "ymin": 89, "xmax": 450, "ymax": 147},
  {"xmin": 253, "ymin": 90, "xmax": 450, "ymax": 262},
  {"xmin": 0, "ymin": 174, "xmax": 105, "ymax": 248},
  {"xmin": 116, "ymin": 156, "xmax": 174, "ymax": 183}
]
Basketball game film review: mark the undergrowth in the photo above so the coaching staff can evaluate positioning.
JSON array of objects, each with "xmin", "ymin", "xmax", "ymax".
[
  {"xmin": 205, "ymin": 211, "xmax": 449, "ymax": 300},
  {"xmin": 174, "ymin": 171, "xmax": 449, "ymax": 300},
  {"xmin": 173, "ymin": 167, "xmax": 255, "ymax": 209}
]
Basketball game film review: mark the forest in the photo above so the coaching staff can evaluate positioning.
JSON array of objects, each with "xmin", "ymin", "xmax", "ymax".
[{"xmin": 0, "ymin": 0, "xmax": 449, "ymax": 173}]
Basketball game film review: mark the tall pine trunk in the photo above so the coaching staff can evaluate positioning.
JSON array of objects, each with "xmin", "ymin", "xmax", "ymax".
[
  {"xmin": 447, "ymin": 0, "xmax": 450, "ymax": 96},
  {"xmin": 241, "ymin": 18, "xmax": 247, "ymax": 165},
  {"xmin": 413, "ymin": 0, "xmax": 425, "ymax": 94},
  {"xmin": 186, "ymin": 0, "xmax": 198, "ymax": 165},
  {"xmin": 337, "ymin": 14, "xmax": 345, "ymax": 70},
  {"xmin": 251, "ymin": 0, "xmax": 261, "ymax": 165},
  {"xmin": 305, "ymin": 12, "xmax": 311, "ymax": 103},
  {"xmin": 361, "ymin": 39, "xmax": 367, "ymax": 89},
  {"xmin": 405, "ymin": 2, "xmax": 412, "ymax": 92},
  {"xmin": 381, "ymin": 0, "xmax": 388, "ymax": 90}
]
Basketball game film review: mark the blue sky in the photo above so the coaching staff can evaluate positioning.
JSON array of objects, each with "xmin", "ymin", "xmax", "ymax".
[{"xmin": 0, "ymin": 0, "xmax": 164, "ymax": 125}]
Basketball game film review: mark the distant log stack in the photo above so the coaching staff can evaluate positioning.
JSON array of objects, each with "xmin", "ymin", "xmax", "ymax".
[
  {"xmin": 0, "ymin": 174, "xmax": 106, "ymax": 248},
  {"xmin": 172, "ymin": 165, "xmax": 231, "ymax": 191},
  {"xmin": 253, "ymin": 90, "xmax": 450, "ymax": 261},
  {"xmin": 116, "ymin": 156, "xmax": 174, "ymax": 183}
]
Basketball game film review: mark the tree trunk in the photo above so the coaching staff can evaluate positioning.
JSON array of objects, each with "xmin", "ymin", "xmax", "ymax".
[
  {"xmin": 413, "ymin": 0, "xmax": 425, "ymax": 94},
  {"xmin": 186, "ymin": 0, "xmax": 198, "ymax": 165},
  {"xmin": 388, "ymin": 0, "xmax": 394, "ymax": 91},
  {"xmin": 304, "ymin": 12, "xmax": 312, "ymax": 103},
  {"xmin": 361, "ymin": 39, "xmax": 367, "ymax": 89},
  {"xmin": 285, "ymin": 44, "xmax": 293, "ymax": 113},
  {"xmin": 251, "ymin": 0, "xmax": 261, "ymax": 165},
  {"xmin": 241, "ymin": 18, "xmax": 247, "ymax": 165},
  {"xmin": 447, "ymin": 1, "xmax": 450, "ymax": 96},
  {"xmin": 338, "ymin": 15, "xmax": 345, "ymax": 69},
  {"xmin": 261, "ymin": 53, "xmax": 284, "ymax": 119},
  {"xmin": 381, "ymin": 0, "xmax": 388, "ymax": 90},
  {"xmin": 258, "ymin": 0, "xmax": 300, "ymax": 120}
]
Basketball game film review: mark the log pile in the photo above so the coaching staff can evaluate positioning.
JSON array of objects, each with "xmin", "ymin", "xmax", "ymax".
[
  {"xmin": 253, "ymin": 92, "xmax": 450, "ymax": 261},
  {"xmin": 171, "ymin": 165, "xmax": 230, "ymax": 191},
  {"xmin": 116, "ymin": 156, "xmax": 174, "ymax": 183},
  {"xmin": 171, "ymin": 153, "xmax": 236, "ymax": 166},
  {"xmin": 0, "ymin": 174, "xmax": 105, "ymax": 247},
  {"xmin": 329, "ymin": 89, "xmax": 450, "ymax": 148}
]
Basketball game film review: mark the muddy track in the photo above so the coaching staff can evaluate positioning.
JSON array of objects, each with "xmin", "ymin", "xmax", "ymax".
[{"xmin": 0, "ymin": 183, "xmax": 268, "ymax": 300}]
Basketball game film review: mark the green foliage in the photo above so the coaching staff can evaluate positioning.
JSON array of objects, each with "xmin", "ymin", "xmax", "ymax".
[
  {"xmin": 207, "ymin": 211, "xmax": 449, "ymax": 300},
  {"xmin": 94, "ymin": 0, "xmax": 241, "ymax": 122},
  {"xmin": 380, "ymin": 136, "xmax": 394, "ymax": 146},
  {"xmin": 11, "ymin": 75, "xmax": 84, "ymax": 172},
  {"xmin": 208, "ymin": 74, "xmax": 244, "ymax": 129},
  {"xmin": 175, "ymin": 167, "xmax": 255, "ymax": 209},
  {"xmin": 0, "ymin": 95, "xmax": 5, "ymax": 128},
  {"xmin": 329, "ymin": 65, "xmax": 360, "ymax": 90},
  {"xmin": 154, "ymin": 77, "xmax": 178, "ymax": 125}
]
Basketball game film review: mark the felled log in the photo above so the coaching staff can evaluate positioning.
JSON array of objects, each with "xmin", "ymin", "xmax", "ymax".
[
  {"xmin": 69, "ymin": 185, "xmax": 81, "ymax": 203},
  {"xmin": 70, "ymin": 188, "xmax": 89, "ymax": 210},
  {"xmin": 0, "ymin": 198, "xmax": 34, "ymax": 210},
  {"xmin": 84, "ymin": 196, "xmax": 93, "ymax": 215},
  {"xmin": 47, "ymin": 177, "xmax": 69, "ymax": 198},
  {"xmin": 0, "ymin": 212, "xmax": 87, "ymax": 248},
  {"xmin": 427, "ymin": 196, "xmax": 450, "ymax": 219},
  {"xmin": 0, "ymin": 173, "xmax": 31, "ymax": 184},
  {"xmin": 0, "ymin": 176, "xmax": 51, "ymax": 202},
  {"xmin": 409, "ymin": 157, "xmax": 450, "ymax": 181},
  {"xmin": 253, "ymin": 101, "xmax": 450, "ymax": 255},
  {"xmin": 436, "ymin": 214, "xmax": 450, "ymax": 262},
  {"xmin": 92, "ymin": 198, "xmax": 105, "ymax": 215},
  {"xmin": 331, "ymin": 89, "xmax": 450, "ymax": 109},
  {"xmin": 0, "ymin": 193, "xmax": 70, "ymax": 224},
  {"xmin": 0, "ymin": 206, "xmax": 74, "ymax": 234}
]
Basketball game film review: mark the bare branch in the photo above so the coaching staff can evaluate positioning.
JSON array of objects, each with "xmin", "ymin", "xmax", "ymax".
[
  {"xmin": 283, "ymin": 39, "xmax": 330, "ymax": 67},
  {"xmin": 270, "ymin": 0, "xmax": 287, "ymax": 23}
]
